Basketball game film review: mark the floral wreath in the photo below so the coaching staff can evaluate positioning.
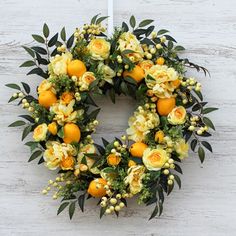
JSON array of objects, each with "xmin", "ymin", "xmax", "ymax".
[{"xmin": 6, "ymin": 15, "xmax": 217, "ymax": 220}]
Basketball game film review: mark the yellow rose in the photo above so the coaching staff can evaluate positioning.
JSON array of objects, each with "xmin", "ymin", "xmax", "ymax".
[
  {"xmin": 60, "ymin": 155, "xmax": 75, "ymax": 170},
  {"xmin": 33, "ymin": 123, "xmax": 48, "ymax": 142},
  {"xmin": 175, "ymin": 138, "xmax": 189, "ymax": 159},
  {"xmin": 98, "ymin": 62, "xmax": 115, "ymax": 84},
  {"xmin": 167, "ymin": 106, "xmax": 186, "ymax": 125},
  {"xmin": 60, "ymin": 92, "xmax": 74, "ymax": 104},
  {"xmin": 139, "ymin": 60, "xmax": 154, "ymax": 71},
  {"xmin": 126, "ymin": 107, "xmax": 160, "ymax": 142},
  {"xmin": 38, "ymin": 79, "xmax": 55, "ymax": 94},
  {"xmin": 142, "ymin": 147, "xmax": 168, "ymax": 171},
  {"xmin": 80, "ymin": 72, "xmax": 96, "ymax": 88},
  {"xmin": 49, "ymin": 52, "xmax": 72, "ymax": 76},
  {"xmin": 125, "ymin": 165, "xmax": 145, "ymax": 194},
  {"xmin": 87, "ymin": 38, "xmax": 110, "ymax": 60},
  {"xmin": 118, "ymin": 32, "xmax": 144, "ymax": 63},
  {"xmin": 145, "ymin": 65, "xmax": 178, "ymax": 98}
]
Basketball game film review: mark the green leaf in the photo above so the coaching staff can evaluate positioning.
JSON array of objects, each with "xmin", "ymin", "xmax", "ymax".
[
  {"xmin": 202, "ymin": 107, "xmax": 218, "ymax": 114},
  {"xmin": 8, "ymin": 96, "xmax": 18, "ymax": 103},
  {"xmin": 69, "ymin": 201, "xmax": 76, "ymax": 220},
  {"xmin": 96, "ymin": 16, "xmax": 109, "ymax": 24},
  {"xmin": 27, "ymin": 67, "xmax": 44, "ymax": 76},
  {"xmin": 91, "ymin": 14, "xmax": 100, "ymax": 24},
  {"xmin": 149, "ymin": 205, "xmax": 158, "ymax": 220},
  {"xmin": 28, "ymin": 150, "xmax": 42, "ymax": 162},
  {"xmin": 193, "ymin": 90, "xmax": 203, "ymax": 101},
  {"xmin": 19, "ymin": 115, "xmax": 35, "ymax": 123},
  {"xmin": 84, "ymin": 153, "xmax": 100, "ymax": 159},
  {"xmin": 22, "ymin": 46, "xmax": 35, "ymax": 58},
  {"xmin": 48, "ymin": 33, "xmax": 58, "ymax": 47},
  {"xmin": 173, "ymin": 174, "xmax": 181, "ymax": 189},
  {"xmin": 78, "ymin": 194, "xmax": 85, "ymax": 212},
  {"xmin": 57, "ymin": 127, "xmax": 64, "ymax": 138},
  {"xmin": 139, "ymin": 19, "xmax": 154, "ymax": 27},
  {"xmin": 5, "ymin": 83, "xmax": 21, "ymax": 90},
  {"xmin": 21, "ymin": 82, "xmax": 30, "ymax": 94},
  {"xmin": 198, "ymin": 146, "xmax": 205, "ymax": 163},
  {"xmin": 130, "ymin": 15, "xmax": 136, "ymax": 28},
  {"xmin": 22, "ymin": 125, "xmax": 32, "ymax": 141},
  {"xmin": 102, "ymin": 137, "xmax": 109, "ymax": 147},
  {"xmin": 88, "ymin": 108, "xmax": 101, "ymax": 120},
  {"xmin": 66, "ymin": 34, "xmax": 74, "ymax": 48},
  {"xmin": 145, "ymin": 25, "xmax": 155, "ymax": 37},
  {"xmin": 121, "ymin": 49, "xmax": 135, "ymax": 55},
  {"xmin": 100, "ymin": 206, "xmax": 106, "ymax": 219},
  {"xmin": 190, "ymin": 139, "xmax": 197, "ymax": 152},
  {"xmin": 203, "ymin": 117, "xmax": 215, "ymax": 130},
  {"xmin": 57, "ymin": 202, "xmax": 69, "ymax": 215},
  {"xmin": 175, "ymin": 45, "xmax": 185, "ymax": 51},
  {"xmin": 109, "ymin": 88, "xmax": 115, "ymax": 103},
  {"xmin": 122, "ymin": 22, "xmax": 129, "ymax": 32},
  {"xmin": 165, "ymin": 35, "xmax": 177, "ymax": 43},
  {"xmin": 43, "ymin": 23, "xmax": 50, "ymax": 38},
  {"xmin": 8, "ymin": 120, "xmax": 26, "ymax": 127},
  {"xmin": 168, "ymin": 41, "xmax": 174, "ymax": 49},
  {"xmin": 20, "ymin": 60, "xmax": 35, "ymax": 67},
  {"xmin": 123, "ymin": 76, "xmax": 137, "ymax": 85},
  {"xmin": 201, "ymin": 141, "xmax": 213, "ymax": 152},
  {"xmin": 60, "ymin": 27, "xmax": 66, "ymax": 41},
  {"xmin": 157, "ymin": 29, "xmax": 169, "ymax": 35},
  {"xmin": 121, "ymin": 81, "xmax": 128, "ymax": 95},
  {"xmin": 31, "ymin": 46, "xmax": 47, "ymax": 55},
  {"xmin": 32, "ymin": 34, "xmax": 45, "ymax": 43}
]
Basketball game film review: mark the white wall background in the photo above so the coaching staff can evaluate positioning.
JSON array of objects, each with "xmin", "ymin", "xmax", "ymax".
[{"xmin": 0, "ymin": 0, "xmax": 235, "ymax": 235}]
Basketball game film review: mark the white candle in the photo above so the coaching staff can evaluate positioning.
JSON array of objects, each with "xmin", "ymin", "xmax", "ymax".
[{"xmin": 107, "ymin": 0, "xmax": 114, "ymax": 37}]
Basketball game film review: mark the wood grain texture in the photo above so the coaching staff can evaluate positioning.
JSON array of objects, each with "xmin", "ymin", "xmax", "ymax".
[{"xmin": 0, "ymin": 0, "xmax": 236, "ymax": 235}]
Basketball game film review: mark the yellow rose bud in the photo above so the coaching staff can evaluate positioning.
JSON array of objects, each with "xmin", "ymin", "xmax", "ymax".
[{"xmin": 48, "ymin": 122, "xmax": 57, "ymax": 135}]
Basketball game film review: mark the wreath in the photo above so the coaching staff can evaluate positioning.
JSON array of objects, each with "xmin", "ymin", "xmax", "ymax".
[{"xmin": 6, "ymin": 15, "xmax": 217, "ymax": 220}]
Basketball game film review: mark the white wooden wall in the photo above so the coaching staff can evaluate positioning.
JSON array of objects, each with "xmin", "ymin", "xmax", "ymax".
[{"xmin": 0, "ymin": 0, "xmax": 235, "ymax": 235}]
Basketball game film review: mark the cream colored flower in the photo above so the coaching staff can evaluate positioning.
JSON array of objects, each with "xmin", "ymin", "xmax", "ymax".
[
  {"xmin": 125, "ymin": 165, "xmax": 145, "ymax": 194},
  {"xmin": 49, "ymin": 52, "xmax": 72, "ymax": 76},
  {"xmin": 142, "ymin": 147, "xmax": 168, "ymax": 171},
  {"xmin": 33, "ymin": 123, "xmax": 48, "ymax": 142},
  {"xmin": 139, "ymin": 60, "xmax": 154, "ymax": 71},
  {"xmin": 44, "ymin": 141, "xmax": 76, "ymax": 170},
  {"xmin": 145, "ymin": 65, "xmax": 179, "ymax": 98},
  {"xmin": 118, "ymin": 32, "xmax": 144, "ymax": 63},
  {"xmin": 175, "ymin": 138, "xmax": 189, "ymax": 159},
  {"xmin": 80, "ymin": 72, "xmax": 96, "ymax": 90},
  {"xmin": 87, "ymin": 38, "xmax": 110, "ymax": 60},
  {"xmin": 167, "ymin": 106, "xmax": 186, "ymax": 125},
  {"xmin": 38, "ymin": 79, "xmax": 55, "ymax": 94},
  {"xmin": 50, "ymin": 99, "xmax": 81, "ymax": 125},
  {"xmin": 98, "ymin": 62, "xmax": 115, "ymax": 84},
  {"xmin": 126, "ymin": 107, "xmax": 160, "ymax": 142}
]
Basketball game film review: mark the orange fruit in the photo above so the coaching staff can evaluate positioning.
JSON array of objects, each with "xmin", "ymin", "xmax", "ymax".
[
  {"xmin": 60, "ymin": 156, "xmax": 74, "ymax": 170},
  {"xmin": 155, "ymin": 130, "xmax": 165, "ymax": 143},
  {"xmin": 172, "ymin": 79, "xmax": 181, "ymax": 88},
  {"xmin": 67, "ymin": 59, "xmax": 87, "ymax": 78},
  {"xmin": 129, "ymin": 142, "xmax": 148, "ymax": 158},
  {"xmin": 157, "ymin": 97, "xmax": 176, "ymax": 116},
  {"xmin": 107, "ymin": 153, "xmax": 121, "ymax": 166},
  {"xmin": 38, "ymin": 90, "xmax": 57, "ymax": 109},
  {"xmin": 156, "ymin": 57, "xmax": 165, "ymax": 65},
  {"xmin": 123, "ymin": 65, "xmax": 145, "ymax": 83},
  {"xmin": 48, "ymin": 122, "xmax": 57, "ymax": 135},
  {"xmin": 63, "ymin": 123, "xmax": 81, "ymax": 144},
  {"xmin": 87, "ymin": 178, "xmax": 107, "ymax": 198}
]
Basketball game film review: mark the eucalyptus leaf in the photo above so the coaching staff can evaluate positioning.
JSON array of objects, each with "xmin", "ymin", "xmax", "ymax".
[
  {"xmin": 69, "ymin": 201, "xmax": 76, "ymax": 219},
  {"xmin": 8, "ymin": 120, "xmax": 26, "ymax": 127},
  {"xmin": 32, "ymin": 34, "xmax": 45, "ymax": 43},
  {"xmin": 57, "ymin": 202, "xmax": 69, "ymax": 215},
  {"xmin": 5, "ymin": 83, "xmax": 21, "ymax": 90},
  {"xmin": 130, "ymin": 15, "xmax": 136, "ymax": 28},
  {"xmin": 28, "ymin": 150, "xmax": 42, "ymax": 162},
  {"xmin": 139, "ymin": 19, "xmax": 154, "ymax": 27},
  {"xmin": 198, "ymin": 146, "xmax": 205, "ymax": 163},
  {"xmin": 43, "ymin": 23, "xmax": 50, "ymax": 38}
]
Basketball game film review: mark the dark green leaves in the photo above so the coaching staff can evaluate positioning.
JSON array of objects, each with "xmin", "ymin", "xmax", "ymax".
[
  {"xmin": 157, "ymin": 29, "xmax": 169, "ymax": 35},
  {"xmin": 21, "ymin": 82, "xmax": 30, "ymax": 94},
  {"xmin": 5, "ymin": 83, "xmax": 21, "ymax": 90},
  {"xmin": 203, "ymin": 117, "xmax": 215, "ymax": 130},
  {"xmin": 96, "ymin": 16, "xmax": 109, "ymax": 24},
  {"xmin": 190, "ymin": 139, "xmax": 198, "ymax": 152},
  {"xmin": 60, "ymin": 27, "xmax": 66, "ymax": 41},
  {"xmin": 69, "ymin": 201, "xmax": 76, "ymax": 219},
  {"xmin": 8, "ymin": 120, "xmax": 26, "ymax": 127},
  {"xmin": 43, "ymin": 23, "xmax": 50, "ymax": 38},
  {"xmin": 20, "ymin": 60, "xmax": 35, "ymax": 67},
  {"xmin": 66, "ymin": 34, "xmax": 74, "ymax": 49},
  {"xmin": 129, "ymin": 15, "xmax": 136, "ymax": 28},
  {"xmin": 198, "ymin": 146, "xmax": 205, "ymax": 163},
  {"xmin": 22, "ymin": 46, "xmax": 35, "ymax": 58},
  {"xmin": 78, "ymin": 194, "xmax": 86, "ymax": 212},
  {"xmin": 28, "ymin": 150, "xmax": 42, "ymax": 162},
  {"xmin": 149, "ymin": 205, "xmax": 158, "ymax": 220},
  {"xmin": 139, "ymin": 19, "xmax": 154, "ymax": 27},
  {"xmin": 22, "ymin": 125, "xmax": 32, "ymax": 141},
  {"xmin": 175, "ymin": 45, "xmax": 185, "ymax": 51},
  {"xmin": 202, "ymin": 107, "xmax": 218, "ymax": 114},
  {"xmin": 48, "ymin": 33, "xmax": 58, "ymax": 47},
  {"xmin": 57, "ymin": 202, "xmax": 69, "ymax": 215},
  {"xmin": 201, "ymin": 141, "xmax": 213, "ymax": 152},
  {"xmin": 32, "ymin": 34, "xmax": 45, "ymax": 43}
]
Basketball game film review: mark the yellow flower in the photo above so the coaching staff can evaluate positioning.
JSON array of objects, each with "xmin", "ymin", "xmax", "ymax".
[
  {"xmin": 87, "ymin": 38, "xmax": 110, "ymax": 60},
  {"xmin": 44, "ymin": 141, "xmax": 76, "ymax": 170},
  {"xmin": 60, "ymin": 92, "xmax": 74, "ymax": 104},
  {"xmin": 125, "ymin": 165, "xmax": 145, "ymax": 194},
  {"xmin": 60, "ymin": 155, "xmax": 75, "ymax": 170},
  {"xmin": 175, "ymin": 138, "xmax": 189, "ymax": 159},
  {"xmin": 126, "ymin": 107, "xmax": 160, "ymax": 142},
  {"xmin": 142, "ymin": 147, "xmax": 168, "ymax": 171},
  {"xmin": 167, "ymin": 106, "xmax": 186, "ymax": 125},
  {"xmin": 80, "ymin": 72, "xmax": 96, "ymax": 89},
  {"xmin": 118, "ymin": 32, "xmax": 144, "ymax": 63},
  {"xmin": 145, "ymin": 65, "xmax": 178, "ymax": 98},
  {"xmin": 139, "ymin": 60, "xmax": 154, "ymax": 71},
  {"xmin": 49, "ymin": 52, "xmax": 72, "ymax": 76},
  {"xmin": 98, "ymin": 62, "xmax": 115, "ymax": 84},
  {"xmin": 38, "ymin": 79, "xmax": 55, "ymax": 94},
  {"xmin": 33, "ymin": 123, "xmax": 48, "ymax": 142},
  {"xmin": 48, "ymin": 122, "xmax": 57, "ymax": 135},
  {"xmin": 50, "ymin": 99, "xmax": 80, "ymax": 125}
]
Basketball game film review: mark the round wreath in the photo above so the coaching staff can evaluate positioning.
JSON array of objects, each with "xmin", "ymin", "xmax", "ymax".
[{"xmin": 6, "ymin": 15, "xmax": 217, "ymax": 220}]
